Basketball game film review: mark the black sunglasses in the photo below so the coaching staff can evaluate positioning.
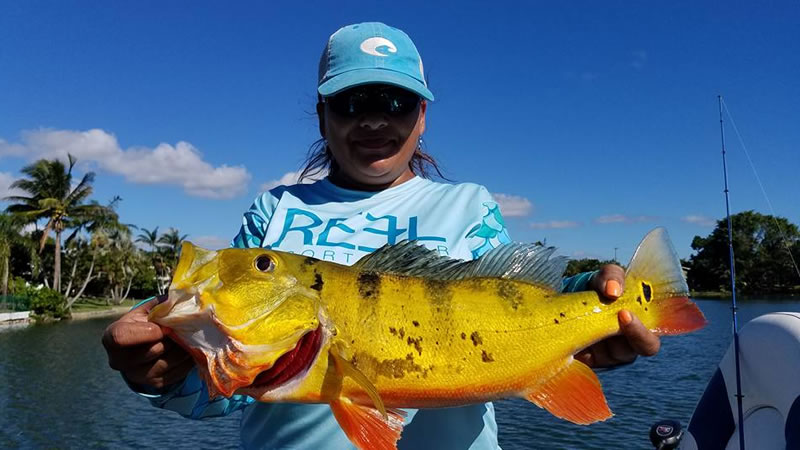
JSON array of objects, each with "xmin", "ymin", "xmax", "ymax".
[{"xmin": 324, "ymin": 85, "xmax": 421, "ymax": 117}]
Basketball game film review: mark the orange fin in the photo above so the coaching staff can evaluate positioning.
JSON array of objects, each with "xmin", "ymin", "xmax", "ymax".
[
  {"xmin": 330, "ymin": 397, "xmax": 406, "ymax": 450},
  {"xmin": 525, "ymin": 359, "xmax": 612, "ymax": 425},
  {"xmin": 651, "ymin": 296, "xmax": 707, "ymax": 335},
  {"xmin": 331, "ymin": 346, "xmax": 388, "ymax": 419}
]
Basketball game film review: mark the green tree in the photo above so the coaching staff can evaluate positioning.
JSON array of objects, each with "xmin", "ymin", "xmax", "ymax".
[
  {"xmin": 157, "ymin": 227, "xmax": 188, "ymax": 288},
  {"xmin": 687, "ymin": 211, "xmax": 800, "ymax": 293},
  {"xmin": 4, "ymin": 155, "xmax": 105, "ymax": 293},
  {"xmin": 0, "ymin": 213, "xmax": 26, "ymax": 295},
  {"xmin": 97, "ymin": 227, "xmax": 141, "ymax": 305},
  {"xmin": 564, "ymin": 258, "xmax": 617, "ymax": 278},
  {"xmin": 136, "ymin": 226, "xmax": 166, "ymax": 295}
]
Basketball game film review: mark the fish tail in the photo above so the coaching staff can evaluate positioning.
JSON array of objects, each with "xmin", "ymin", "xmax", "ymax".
[{"xmin": 623, "ymin": 227, "xmax": 707, "ymax": 334}]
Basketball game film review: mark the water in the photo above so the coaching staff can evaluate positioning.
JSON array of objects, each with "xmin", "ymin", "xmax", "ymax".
[{"xmin": 1, "ymin": 298, "xmax": 798, "ymax": 449}]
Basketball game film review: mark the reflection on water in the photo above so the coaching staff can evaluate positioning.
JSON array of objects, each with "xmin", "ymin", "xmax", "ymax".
[{"xmin": 1, "ymin": 298, "xmax": 797, "ymax": 449}]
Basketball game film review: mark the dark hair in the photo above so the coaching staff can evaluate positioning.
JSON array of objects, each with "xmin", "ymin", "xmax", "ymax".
[{"xmin": 298, "ymin": 99, "xmax": 448, "ymax": 182}]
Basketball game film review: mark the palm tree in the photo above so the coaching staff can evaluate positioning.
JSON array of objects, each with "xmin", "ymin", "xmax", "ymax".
[
  {"xmin": 4, "ymin": 154, "xmax": 104, "ymax": 293},
  {"xmin": 135, "ymin": 226, "xmax": 165, "ymax": 294},
  {"xmin": 0, "ymin": 213, "xmax": 25, "ymax": 296},
  {"xmin": 157, "ymin": 227, "xmax": 188, "ymax": 287},
  {"xmin": 136, "ymin": 227, "xmax": 160, "ymax": 252}
]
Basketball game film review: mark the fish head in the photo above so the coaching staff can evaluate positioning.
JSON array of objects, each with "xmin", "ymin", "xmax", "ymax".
[{"xmin": 149, "ymin": 242, "xmax": 326, "ymax": 398}]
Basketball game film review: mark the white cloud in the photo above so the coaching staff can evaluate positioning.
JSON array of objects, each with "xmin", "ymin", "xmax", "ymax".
[
  {"xmin": 682, "ymin": 215, "xmax": 717, "ymax": 227},
  {"xmin": 192, "ymin": 235, "xmax": 231, "ymax": 250},
  {"xmin": 260, "ymin": 169, "xmax": 328, "ymax": 192},
  {"xmin": 0, "ymin": 172, "xmax": 24, "ymax": 200},
  {"xmin": 493, "ymin": 193, "xmax": 533, "ymax": 218},
  {"xmin": 530, "ymin": 220, "xmax": 581, "ymax": 229},
  {"xmin": 594, "ymin": 214, "xmax": 655, "ymax": 224},
  {"xmin": 1, "ymin": 128, "xmax": 251, "ymax": 199},
  {"xmin": 0, "ymin": 138, "xmax": 27, "ymax": 157}
]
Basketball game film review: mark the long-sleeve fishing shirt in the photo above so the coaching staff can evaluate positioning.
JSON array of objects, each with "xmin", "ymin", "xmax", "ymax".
[{"xmin": 128, "ymin": 176, "xmax": 594, "ymax": 449}]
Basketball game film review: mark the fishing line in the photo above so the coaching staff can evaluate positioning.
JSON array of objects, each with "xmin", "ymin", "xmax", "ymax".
[{"xmin": 720, "ymin": 98, "xmax": 800, "ymax": 280}]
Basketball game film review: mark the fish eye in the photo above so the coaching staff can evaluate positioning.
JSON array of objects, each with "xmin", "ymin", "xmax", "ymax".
[{"xmin": 254, "ymin": 254, "xmax": 275, "ymax": 272}]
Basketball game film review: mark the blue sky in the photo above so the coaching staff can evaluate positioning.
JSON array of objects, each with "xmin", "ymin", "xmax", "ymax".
[{"xmin": 1, "ymin": 1, "xmax": 798, "ymax": 263}]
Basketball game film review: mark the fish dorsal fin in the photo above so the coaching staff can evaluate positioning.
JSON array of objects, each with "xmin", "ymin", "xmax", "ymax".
[{"xmin": 353, "ymin": 240, "xmax": 568, "ymax": 290}]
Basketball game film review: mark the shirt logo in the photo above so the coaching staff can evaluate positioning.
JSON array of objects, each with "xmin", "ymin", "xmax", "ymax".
[{"xmin": 360, "ymin": 37, "xmax": 397, "ymax": 57}]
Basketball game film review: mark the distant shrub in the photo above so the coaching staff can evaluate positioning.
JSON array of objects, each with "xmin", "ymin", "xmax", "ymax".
[{"xmin": 25, "ymin": 287, "xmax": 69, "ymax": 322}]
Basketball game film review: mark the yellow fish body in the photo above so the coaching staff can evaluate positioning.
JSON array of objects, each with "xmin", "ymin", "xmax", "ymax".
[{"xmin": 149, "ymin": 228, "xmax": 705, "ymax": 449}]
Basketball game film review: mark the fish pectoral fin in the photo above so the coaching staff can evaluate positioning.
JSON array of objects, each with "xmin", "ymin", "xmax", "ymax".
[
  {"xmin": 524, "ymin": 358, "xmax": 613, "ymax": 425},
  {"xmin": 331, "ymin": 347, "xmax": 388, "ymax": 419},
  {"xmin": 330, "ymin": 397, "xmax": 406, "ymax": 450}
]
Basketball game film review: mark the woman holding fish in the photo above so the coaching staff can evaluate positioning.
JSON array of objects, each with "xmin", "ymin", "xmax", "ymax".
[{"xmin": 103, "ymin": 22, "xmax": 673, "ymax": 450}]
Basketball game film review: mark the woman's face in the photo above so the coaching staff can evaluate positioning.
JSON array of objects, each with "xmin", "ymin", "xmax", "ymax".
[{"xmin": 318, "ymin": 85, "xmax": 427, "ymax": 191}]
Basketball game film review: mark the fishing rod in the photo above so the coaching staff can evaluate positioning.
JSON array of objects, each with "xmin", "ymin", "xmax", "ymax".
[{"xmin": 718, "ymin": 94, "xmax": 746, "ymax": 450}]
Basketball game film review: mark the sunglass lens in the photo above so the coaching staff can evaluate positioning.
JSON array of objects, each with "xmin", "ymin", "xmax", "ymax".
[{"xmin": 328, "ymin": 87, "xmax": 419, "ymax": 117}]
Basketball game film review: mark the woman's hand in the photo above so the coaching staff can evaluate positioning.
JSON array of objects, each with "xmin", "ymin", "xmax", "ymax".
[
  {"xmin": 101, "ymin": 296, "xmax": 194, "ymax": 390},
  {"xmin": 574, "ymin": 264, "xmax": 662, "ymax": 368}
]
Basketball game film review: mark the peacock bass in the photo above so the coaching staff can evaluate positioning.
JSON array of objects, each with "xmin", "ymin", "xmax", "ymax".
[{"xmin": 149, "ymin": 227, "xmax": 706, "ymax": 450}]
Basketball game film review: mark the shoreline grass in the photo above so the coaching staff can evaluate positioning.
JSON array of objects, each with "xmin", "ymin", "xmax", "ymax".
[{"xmin": 70, "ymin": 297, "xmax": 137, "ymax": 313}]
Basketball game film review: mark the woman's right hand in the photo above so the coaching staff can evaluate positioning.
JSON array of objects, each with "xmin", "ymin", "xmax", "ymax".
[{"xmin": 101, "ymin": 296, "xmax": 194, "ymax": 390}]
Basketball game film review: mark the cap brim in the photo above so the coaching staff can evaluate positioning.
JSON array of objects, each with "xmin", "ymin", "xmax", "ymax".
[{"xmin": 318, "ymin": 68, "xmax": 434, "ymax": 101}]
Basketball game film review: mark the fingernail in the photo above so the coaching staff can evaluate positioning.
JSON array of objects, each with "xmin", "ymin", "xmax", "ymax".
[
  {"xmin": 619, "ymin": 310, "xmax": 633, "ymax": 326},
  {"xmin": 605, "ymin": 279, "xmax": 621, "ymax": 297}
]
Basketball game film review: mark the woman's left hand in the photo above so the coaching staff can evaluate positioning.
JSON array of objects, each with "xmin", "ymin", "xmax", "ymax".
[{"xmin": 574, "ymin": 264, "xmax": 662, "ymax": 368}]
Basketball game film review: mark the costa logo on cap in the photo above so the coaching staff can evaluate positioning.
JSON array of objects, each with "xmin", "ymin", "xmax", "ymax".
[{"xmin": 359, "ymin": 38, "xmax": 397, "ymax": 57}]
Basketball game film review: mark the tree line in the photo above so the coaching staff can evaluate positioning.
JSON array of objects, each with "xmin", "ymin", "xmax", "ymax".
[
  {"xmin": 1, "ymin": 155, "xmax": 190, "ymax": 318},
  {"xmin": 564, "ymin": 211, "xmax": 800, "ymax": 295}
]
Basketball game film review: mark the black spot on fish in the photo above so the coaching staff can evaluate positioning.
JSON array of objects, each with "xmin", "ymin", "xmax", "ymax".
[
  {"xmin": 460, "ymin": 332, "xmax": 466, "ymax": 340},
  {"xmin": 412, "ymin": 320, "xmax": 420, "ymax": 327},
  {"xmin": 554, "ymin": 318, "xmax": 560, "ymax": 324},
  {"xmin": 310, "ymin": 272, "xmax": 324, "ymax": 291},
  {"xmin": 358, "ymin": 272, "xmax": 381, "ymax": 300},
  {"xmin": 470, "ymin": 331, "xmax": 483, "ymax": 347},
  {"xmin": 642, "ymin": 282, "xmax": 652, "ymax": 302},
  {"xmin": 389, "ymin": 327, "xmax": 397, "ymax": 336},
  {"xmin": 645, "ymin": 307, "xmax": 649, "ymax": 311},
  {"xmin": 407, "ymin": 336, "xmax": 423, "ymax": 356},
  {"xmin": 423, "ymin": 279, "xmax": 453, "ymax": 312},
  {"xmin": 352, "ymin": 352, "xmax": 425, "ymax": 380},
  {"xmin": 497, "ymin": 280, "xmax": 523, "ymax": 310},
  {"xmin": 302, "ymin": 257, "xmax": 317, "ymax": 267},
  {"xmin": 582, "ymin": 301, "xmax": 588, "ymax": 306},
  {"xmin": 481, "ymin": 350, "xmax": 495, "ymax": 362},
  {"xmin": 560, "ymin": 312, "xmax": 566, "ymax": 318},
  {"xmin": 399, "ymin": 328, "xmax": 405, "ymax": 339},
  {"xmin": 636, "ymin": 295, "xmax": 643, "ymax": 305}
]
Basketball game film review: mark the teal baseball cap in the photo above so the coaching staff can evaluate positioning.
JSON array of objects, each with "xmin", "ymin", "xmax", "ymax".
[{"xmin": 318, "ymin": 22, "xmax": 434, "ymax": 101}]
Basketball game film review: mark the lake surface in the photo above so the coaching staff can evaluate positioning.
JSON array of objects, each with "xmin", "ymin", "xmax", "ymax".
[{"xmin": 1, "ymin": 298, "xmax": 798, "ymax": 449}]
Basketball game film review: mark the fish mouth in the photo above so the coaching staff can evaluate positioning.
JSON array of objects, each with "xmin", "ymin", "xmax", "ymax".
[{"xmin": 249, "ymin": 326, "xmax": 322, "ymax": 389}]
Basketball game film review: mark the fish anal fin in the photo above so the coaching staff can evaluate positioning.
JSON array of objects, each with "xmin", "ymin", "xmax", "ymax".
[
  {"xmin": 524, "ymin": 359, "xmax": 613, "ymax": 425},
  {"xmin": 330, "ymin": 397, "xmax": 405, "ymax": 450}
]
